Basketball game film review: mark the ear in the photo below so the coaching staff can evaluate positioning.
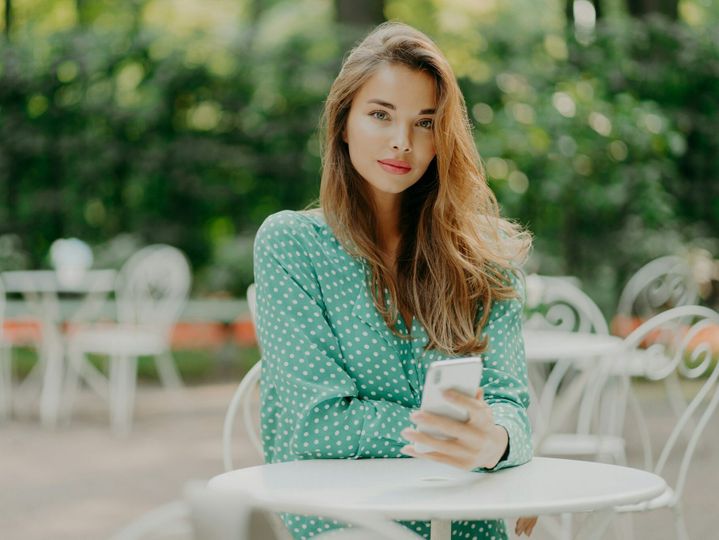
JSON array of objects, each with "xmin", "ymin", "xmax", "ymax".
[{"xmin": 341, "ymin": 127, "xmax": 348, "ymax": 144}]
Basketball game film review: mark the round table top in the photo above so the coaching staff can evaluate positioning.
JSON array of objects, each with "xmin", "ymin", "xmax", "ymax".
[
  {"xmin": 208, "ymin": 457, "xmax": 666, "ymax": 521},
  {"xmin": 523, "ymin": 330, "xmax": 624, "ymax": 362}
]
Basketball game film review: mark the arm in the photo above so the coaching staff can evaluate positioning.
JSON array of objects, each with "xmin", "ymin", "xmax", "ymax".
[
  {"xmin": 481, "ymin": 270, "xmax": 533, "ymax": 470},
  {"xmin": 254, "ymin": 212, "xmax": 414, "ymax": 460},
  {"xmin": 400, "ymin": 270, "xmax": 533, "ymax": 471}
]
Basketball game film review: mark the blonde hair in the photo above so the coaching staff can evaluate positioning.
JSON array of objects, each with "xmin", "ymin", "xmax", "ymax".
[{"xmin": 318, "ymin": 21, "xmax": 531, "ymax": 355}]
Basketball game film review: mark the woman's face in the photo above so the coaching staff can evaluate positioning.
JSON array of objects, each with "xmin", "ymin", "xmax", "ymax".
[{"xmin": 343, "ymin": 63, "xmax": 437, "ymax": 206}]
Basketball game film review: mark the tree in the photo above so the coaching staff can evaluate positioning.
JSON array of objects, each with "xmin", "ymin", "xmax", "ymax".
[
  {"xmin": 334, "ymin": 0, "xmax": 384, "ymax": 26},
  {"xmin": 626, "ymin": 0, "xmax": 678, "ymax": 19},
  {"xmin": 4, "ymin": 0, "xmax": 12, "ymax": 38}
]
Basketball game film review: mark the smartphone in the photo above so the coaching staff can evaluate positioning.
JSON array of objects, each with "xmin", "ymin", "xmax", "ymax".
[{"xmin": 413, "ymin": 357, "xmax": 484, "ymax": 453}]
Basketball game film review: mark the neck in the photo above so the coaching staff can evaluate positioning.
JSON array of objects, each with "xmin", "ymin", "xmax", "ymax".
[{"xmin": 372, "ymin": 192, "xmax": 402, "ymax": 256}]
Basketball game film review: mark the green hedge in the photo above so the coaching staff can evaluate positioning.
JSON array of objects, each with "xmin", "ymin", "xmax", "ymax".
[{"xmin": 1, "ymin": 11, "xmax": 717, "ymax": 312}]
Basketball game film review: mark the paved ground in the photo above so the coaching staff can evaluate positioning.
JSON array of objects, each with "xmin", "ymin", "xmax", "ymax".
[{"xmin": 1, "ymin": 380, "xmax": 717, "ymax": 540}]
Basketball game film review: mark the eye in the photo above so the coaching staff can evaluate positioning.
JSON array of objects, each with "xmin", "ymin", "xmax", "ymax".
[
  {"xmin": 417, "ymin": 118, "xmax": 433, "ymax": 129},
  {"xmin": 370, "ymin": 110, "xmax": 389, "ymax": 121}
]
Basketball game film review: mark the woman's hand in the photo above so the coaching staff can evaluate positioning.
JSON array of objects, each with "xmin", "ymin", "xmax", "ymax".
[
  {"xmin": 515, "ymin": 516, "xmax": 538, "ymax": 536},
  {"xmin": 399, "ymin": 387, "xmax": 508, "ymax": 470}
]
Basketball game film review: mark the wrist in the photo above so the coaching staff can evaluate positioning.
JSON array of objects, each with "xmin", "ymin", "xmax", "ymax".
[{"xmin": 482, "ymin": 425, "xmax": 509, "ymax": 469}]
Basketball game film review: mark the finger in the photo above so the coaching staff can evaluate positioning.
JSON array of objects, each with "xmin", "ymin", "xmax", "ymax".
[
  {"xmin": 408, "ymin": 449, "xmax": 464, "ymax": 469},
  {"xmin": 400, "ymin": 445, "xmax": 416, "ymax": 457},
  {"xmin": 410, "ymin": 411, "xmax": 474, "ymax": 439},
  {"xmin": 443, "ymin": 389, "xmax": 488, "ymax": 415},
  {"xmin": 400, "ymin": 428, "xmax": 466, "ymax": 455},
  {"xmin": 518, "ymin": 517, "xmax": 538, "ymax": 536},
  {"xmin": 515, "ymin": 517, "xmax": 535, "ymax": 536}
]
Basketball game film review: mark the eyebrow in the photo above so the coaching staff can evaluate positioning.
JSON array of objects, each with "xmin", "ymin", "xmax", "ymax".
[{"xmin": 366, "ymin": 99, "xmax": 436, "ymax": 115}]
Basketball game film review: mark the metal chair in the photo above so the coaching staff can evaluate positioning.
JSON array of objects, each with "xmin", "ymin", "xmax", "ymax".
[
  {"xmin": 524, "ymin": 275, "xmax": 626, "ymax": 464},
  {"xmin": 223, "ymin": 283, "xmax": 263, "ymax": 471},
  {"xmin": 616, "ymin": 256, "xmax": 698, "ymax": 322},
  {"xmin": 64, "ymin": 244, "xmax": 190, "ymax": 434},
  {"xmin": 611, "ymin": 305, "xmax": 719, "ymax": 540},
  {"xmin": 613, "ymin": 256, "xmax": 701, "ymax": 438}
]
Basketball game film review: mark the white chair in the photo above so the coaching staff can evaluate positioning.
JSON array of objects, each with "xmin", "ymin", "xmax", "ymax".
[
  {"xmin": 611, "ymin": 305, "xmax": 719, "ymax": 540},
  {"xmin": 617, "ymin": 256, "xmax": 698, "ymax": 322},
  {"xmin": 110, "ymin": 482, "xmax": 425, "ymax": 540},
  {"xmin": 64, "ymin": 244, "xmax": 190, "ymax": 434},
  {"xmin": 223, "ymin": 283, "xmax": 263, "ymax": 471},
  {"xmin": 524, "ymin": 276, "xmax": 626, "ymax": 464},
  {"xmin": 614, "ymin": 256, "xmax": 700, "ymax": 435}
]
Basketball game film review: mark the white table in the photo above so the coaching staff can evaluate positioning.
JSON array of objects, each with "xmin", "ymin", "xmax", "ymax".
[
  {"xmin": 209, "ymin": 457, "xmax": 665, "ymax": 540},
  {"xmin": 2, "ymin": 269, "xmax": 116, "ymax": 426},
  {"xmin": 523, "ymin": 329, "xmax": 623, "ymax": 363}
]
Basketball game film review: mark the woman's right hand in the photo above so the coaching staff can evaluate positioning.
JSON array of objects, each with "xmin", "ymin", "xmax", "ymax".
[{"xmin": 515, "ymin": 516, "xmax": 537, "ymax": 536}]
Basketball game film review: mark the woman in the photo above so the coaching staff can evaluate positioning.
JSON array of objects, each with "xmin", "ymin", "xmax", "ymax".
[{"xmin": 253, "ymin": 21, "xmax": 537, "ymax": 539}]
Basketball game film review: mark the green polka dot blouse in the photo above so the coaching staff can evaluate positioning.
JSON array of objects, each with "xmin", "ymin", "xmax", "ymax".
[{"xmin": 254, "ymin": 210, "xmax": 532, "ymax": 540}]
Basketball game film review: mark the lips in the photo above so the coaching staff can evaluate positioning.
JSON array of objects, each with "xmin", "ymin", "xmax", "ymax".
[{"xmin": 378, "ymin": 159, "xmax": 412, "ymax": 174}]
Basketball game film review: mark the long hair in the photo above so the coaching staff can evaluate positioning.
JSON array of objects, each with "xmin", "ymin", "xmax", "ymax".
[{"xmin": 317, "ymin": 21, "xmax": 531, "ymax": 355}]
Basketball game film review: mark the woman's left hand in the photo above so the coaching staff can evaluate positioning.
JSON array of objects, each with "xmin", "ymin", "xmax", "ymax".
[{"xmin": 400, "ymin": 387, "xmax": 508, "ymax": 470}]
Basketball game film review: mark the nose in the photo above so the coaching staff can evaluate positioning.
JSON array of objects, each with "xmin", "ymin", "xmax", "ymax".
[{"xmin": 391, "ymin": 126, "xmax": 412, "ymax": 153}]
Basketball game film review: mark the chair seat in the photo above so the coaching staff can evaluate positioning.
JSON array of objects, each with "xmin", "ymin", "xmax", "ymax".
[
  {"xmin": 537, "ymin": 433, "xmax": 625, "ymax": 458},
  {"xmin": 69, "ymin": 325, "xmax": 167, "ymax": 356},
  {"xmin": 615, "ymin": 485, "xmax": 675, "ymax": 512}
]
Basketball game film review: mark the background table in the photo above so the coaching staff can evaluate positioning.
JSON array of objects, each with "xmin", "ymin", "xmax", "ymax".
[
  {"xmin": 523, "ymin": 329, "xmax": 623, "ymax": 362},
  {"xmin": 2, "ymin": 269, "xmax": 117, "ymax": 426},
  {"xmin": 209, "ymin": 456, "xmax": 665, "ymax": 540}
]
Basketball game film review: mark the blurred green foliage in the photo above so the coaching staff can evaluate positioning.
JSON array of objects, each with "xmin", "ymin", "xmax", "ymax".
[{"xmin": 1, "ymin": 0, "xmax": 718, "ymax": 313}]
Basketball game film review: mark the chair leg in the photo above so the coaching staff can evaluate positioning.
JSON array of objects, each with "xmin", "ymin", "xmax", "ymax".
[
  {"xmin": 110, "ymin": 355, "xmax": 138, "ymax": 436},
  {"xmin": 672, "ymin": 505, "xmax": 690, "ymax": 540},
  {"xmin": 611, "ymin": 512, "xmax": 635, "ymax": 540},
  {"xmin": 155, "ymin": 350, "xmax": 183, "ymax": 390},
  {"xmin": 62, "ymin": 345, "xmax": 83, "ymax": 424},
  {"xmin": 39, "ymin": 339, "xmax": 65, "ymax": 429},
  {"xmin": 560, "ymin": 512, "xmax": 572, "ymax": 540}
]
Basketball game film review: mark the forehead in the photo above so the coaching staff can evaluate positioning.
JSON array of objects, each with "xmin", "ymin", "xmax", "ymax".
[{"xmin": 354, "ymin": 63, "xmax": 437, "ymax": 109}]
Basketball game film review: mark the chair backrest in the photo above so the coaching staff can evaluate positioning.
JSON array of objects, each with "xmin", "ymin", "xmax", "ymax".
[
  {"xmin": 524, "ymin": 276, "xmax": 612, "ymax": 443},
  {"xmin": 525, "ymin": 275, "xmax": 609, "ymax": 334},
  {"xmin": 223, "ymin": 283, "xmax": 263, "ymax": 471},
  {"xmin": 617, "ymin": 256, "xmax": 698, "ymax": 321},
  {"xmin": 115, "ymin": 245, "xmax": 191, "ymax": 333},
  {"xmin": 619, "ymin": 305, "xmax": 719, "ymax": 504}
]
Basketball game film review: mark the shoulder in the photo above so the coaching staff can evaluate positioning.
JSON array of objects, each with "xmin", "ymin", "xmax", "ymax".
[
  {"xmin": 479, "ymin": 267, "xmax": 526, "ymax": 325},
  {"xmin": 255, "ymin": 210, "xmax": 328, "ymax": 251},
  {"xmin": 502, "ymin": 267, "xmax": 526, "ymax": 304}
]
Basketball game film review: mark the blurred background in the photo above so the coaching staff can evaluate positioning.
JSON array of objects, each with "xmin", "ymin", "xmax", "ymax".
[
  {"xmin": 1, "ymin": 1, "xmax": 719, "ymax": 539},
  {"xmin": 2, "ymin": 0, "xmax": 718, "ymax": 314}
]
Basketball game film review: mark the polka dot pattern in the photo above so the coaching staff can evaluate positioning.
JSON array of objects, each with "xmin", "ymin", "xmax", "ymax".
[{"xmin": 253, "ymin": 210, "xmax": 533, "ymax": 540}]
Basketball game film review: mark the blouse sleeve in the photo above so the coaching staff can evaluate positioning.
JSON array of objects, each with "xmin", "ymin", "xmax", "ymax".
[
  {"xmin": 254, "ymin": 212, "xmax": 414, "ymax": 460},
  {"xmin": 480, "ymin": 271, "xmax": 533, "ymax": 471}
]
